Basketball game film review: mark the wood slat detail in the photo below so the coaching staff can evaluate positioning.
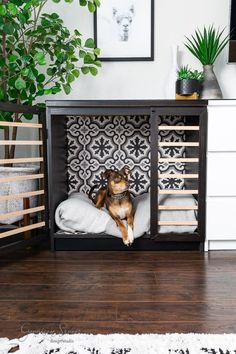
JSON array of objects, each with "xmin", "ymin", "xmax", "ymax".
[
  {"xmin": 158, "ymin": 221, "xmax": 198, "ymax": 226},
  {"xmin": 158, "ymin": 205, "xmax": 198, "ymax": 210},
  {"xmin": 159, "ymin": 158, "xmax": 199, "ymax": 163},
  {"xmin": 0, "ymin": 174, "xmax": 44, "ymax": 183},
  {"xmin": 0, "ymin": 121, "xmax": 42, "ymax": 128},
  {"xmin": 0, "ymin": 222, "xmax": 45, "ymax": 239},
  {"xmin": 0, "ymin": 140, "xmax": 43, "ymax": 146},
  {"xmin": 159, "ymin": 190, "xmax": 199, "ymax": 195},
  {"xmin": 0, "ymin": 190, "xmax": 44, "ymax": 201},
  {"xmin": 0, "ymin": 157, "xmax": 43, "ymax": 164},
  {"xmin": 159, "ymin": 126, "xmax": 200, "ymax": 131},
  {"xmin": 159, "ymin": 142, "xmax": 199, "ymax": 147},
  {"xmin": 0, "ymin": 206, "xmax": 45, "ymax": 220},
  {"xmin": 159, "ymin": 174, "xmax": 198, "ymax": 179}
]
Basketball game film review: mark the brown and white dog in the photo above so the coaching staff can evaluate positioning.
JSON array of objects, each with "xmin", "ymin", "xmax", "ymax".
[{"xmin": 89, "ymin": 166, "xmax": 134, "ymax": 246}]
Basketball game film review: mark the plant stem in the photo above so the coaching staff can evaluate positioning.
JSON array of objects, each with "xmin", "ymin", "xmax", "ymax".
[
  {"xmin": 9, "ymin": 98, "xmax": 21, "ymax": 161},
  {"xmin": 1, "ymin": 7, "xmax": 10, "ymax": 161},
  {"xmin": 4, "ymin": 127, "xmax": 10, "ymax": 163}
]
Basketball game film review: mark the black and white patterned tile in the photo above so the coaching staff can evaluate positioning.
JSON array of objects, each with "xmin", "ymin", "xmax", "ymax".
[{"xmin": 67, "ymin": 115, "xmax": 186, "ymax": 195}]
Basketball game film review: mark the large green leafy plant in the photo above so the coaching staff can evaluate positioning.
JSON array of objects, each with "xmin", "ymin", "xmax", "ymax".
[
  {"xmin": 184, "ymin": 25, "xmax": 230, "ymax": 65},
  {"xmin": 0, "ymin": 0, "xmax": 101, "ymax": 159}
]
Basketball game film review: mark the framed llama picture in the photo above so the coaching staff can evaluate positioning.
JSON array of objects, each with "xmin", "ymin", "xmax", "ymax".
[{"xmin": 94, "ymin": 0, "xmax": 154, "ymax": 61}]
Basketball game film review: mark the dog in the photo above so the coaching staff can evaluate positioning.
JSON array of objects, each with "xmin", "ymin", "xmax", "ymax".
[
  {"xmin": 112, "ymin": 3, "xmax": 135, "ymax": 42},
  {"xmin": 89, "ymin": 166, "xmax": 134, "ymax": 246}
]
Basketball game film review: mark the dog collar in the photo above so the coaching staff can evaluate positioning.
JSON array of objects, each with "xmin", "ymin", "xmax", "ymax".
[{"xmin": 109, "ymin": 191, "xmax": 128, "ymax": 200}]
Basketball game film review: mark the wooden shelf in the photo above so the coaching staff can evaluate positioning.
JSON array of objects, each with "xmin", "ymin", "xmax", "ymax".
[
  {"xmin": 159, "ymin": 142, "xmax": 199, "ymax": 147},
  {"xmin": 0, "ymin": 190, "xmax": 44, "ymax": 201},
  {"xmin": 0, "ymin": 174, "xmax": 44, "ymax": 183},
  {"xmin": 0, "ymin": 140, "xmax": 43, "ymax": 145},
  {"xmin": 159, "ymin": 190, "xmax": 199, "ymax": 195},
  {"xmin": 159, "ymin": 174, "xmax": 198, "ymax": 179},
  {"xmin": 158, "ymin": 205, "xmax": 198, "ymax": 210},
  {"xmin": 0, "ymin": 222, "xmax": 45, "ymax": 239},
  {"xmin": 0, "ymin": 121, "xmax": 42, "ymax": 128},
  {"xmin": 0, "ymin": 206, "xmax": 45, "ymax": 220},
  {"xmin": 159, "ymin": 158, "xmax": 199, "ymax": 163},
  {"xmin": 0, "ymin": 157, "xmax": 43, "ymax": 164},
  {"xmin": 159, "ymin": 126, "xmax": 199, "ymax": 131}
]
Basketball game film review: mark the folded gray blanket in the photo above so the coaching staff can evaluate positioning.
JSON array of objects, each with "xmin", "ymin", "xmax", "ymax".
[{"xmin": 55, "ymin": 192, "xmax": 197, "ymax": 238}]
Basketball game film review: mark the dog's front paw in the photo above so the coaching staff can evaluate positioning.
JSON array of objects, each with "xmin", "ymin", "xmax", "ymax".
[{"xmin": 127, "ymin": 225, "xmax": 134, "ymax": 246}]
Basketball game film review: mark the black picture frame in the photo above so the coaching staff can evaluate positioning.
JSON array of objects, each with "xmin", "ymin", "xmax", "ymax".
[
  {"xmin": 94, "ymin": 0, "xmax": 154, "ymax": 62},
  {"xmin": 229, "ymin": 0, "xmax": 236, "ymax": 62}
]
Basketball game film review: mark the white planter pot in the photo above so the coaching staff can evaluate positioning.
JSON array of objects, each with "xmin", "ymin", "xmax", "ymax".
[{"xmin": 0, "ymin": 165, "xmax": 40, "ymax": 224}]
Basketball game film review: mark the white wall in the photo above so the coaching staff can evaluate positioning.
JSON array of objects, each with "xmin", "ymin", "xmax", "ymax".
[{"xmin": 43, "ymin": 0, "xmax": 236, "ymax": 100}]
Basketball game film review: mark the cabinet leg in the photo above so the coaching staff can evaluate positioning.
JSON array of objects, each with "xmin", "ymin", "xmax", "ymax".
[{"xmin": 204, "ymin": 240, "xmax": 209, "ymax": 252}]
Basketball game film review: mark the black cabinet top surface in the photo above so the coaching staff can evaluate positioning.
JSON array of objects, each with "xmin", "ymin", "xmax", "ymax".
[{"xmin": 46, "ymin": 99, "xmax": 208, "ymax": 108}]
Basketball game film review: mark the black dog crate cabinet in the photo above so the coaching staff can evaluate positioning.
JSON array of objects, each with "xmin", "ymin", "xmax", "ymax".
[{"xmin": 46, "ymin": 100, "xmax": 207, "ymax": 251}]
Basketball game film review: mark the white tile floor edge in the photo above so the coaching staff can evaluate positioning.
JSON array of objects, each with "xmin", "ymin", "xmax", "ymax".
[{"xmin": 1, "ymin": 333, "xmax": 236, "ymax": 354}]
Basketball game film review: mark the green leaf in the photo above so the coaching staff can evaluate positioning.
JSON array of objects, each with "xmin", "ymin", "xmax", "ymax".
[
  {"xmin": 74, "ymin": 29, "xmax": 81, "ymax": 36},
  {"xmin": 37, "ymin": 73, "xmax": 46, "ymax": 83},
  {"xmin": 79, "ymin": 0, "xmax": 87, "ymax": 6},
  {"xmin": 72, "ymin": 69, "xmax": 80, "ymax": 78},
  {"xmin": 47, "ymin": 67, "xmax": 56, "ymax": 76},
  {"xmin": 7, "ymin": 3, "xmax": 18, "ymax": 16},
  {"xmin": 21, "ymin": 68, "xmax": 29, "ymax": 76},
  {"xmin": 89, "ymin": 66, "xmax": 98, "ymax": 76},
  {"xmin": 94, "ymin": 47, "xmax": 100, "ymax": 56},
  {"xmin": 0, "ymin": 86, "xmax": 4, "ymax": 100},
  {"xmin": 84, "ymin": 38, "xmax": 94, "ymax": 48},
  {"xmin": 15, "ymin": 77, "xmax": 26, "ymax": 90},
  {"xmin": 81, "ymin": 66, "xmax": 89, "ymax": 74},
  {"xmin": 3, "ymin": 22, "xmax": 14, "ymax": 34},
  {"xmin": 34, "ymin": 52, "xmax": 46, "ymax": 65},
  {"xmin": 94, "ymin": 60, "xmax": 102, "ymax": 67},
  {"xmin": 20, "ymin": 88, "xmax": 28, "ymax": 101},
  {"xmin": 84, "ymin": 54, "xmax": 94, "ymax": 64},
  {"xmin": 52, "ymin": 0, "xmax": 60, "ymax": 3},
  {"xmin": 23, "ymin": 113, "xmax": 33, "ymax": 120},
  {"xmin": 51, "ymin": 86, "xmax": 61, "ymax": 94},
  {"xmin": 63, "ymin": 84, "xmax": 71, "ymax": 94},
  {"xmin": 19, "ymin": 12, "xmax": 27, "ymax": 24},
  {"xmin": 22, "ymin": 54, "xmax": 31, "ymax": 63},
  {"xmin": 0, "ymin": 4, "xmax": 7, "ymax": 16},
  {"xmin": 79, "ymin": 50, "xmax": 86, "ymax": 58},
  {"xmin": 9, "ymin": 54, "xmax": 18, "ymax": 62},
  {"xmin": 67, "ymin": 73, "xmax": 75, "ymax": 83},
  {"xmin": 88, "ymin": 1, "xmax": 95, "ymax": 12},
  {"xmin": 29, "ymin": 83, "xmax": 36, "ymax": 94},
  {"xmin": 27, "ymin": 69, "xmax": 35, "ymax": 80},
  {"xmin": 94, "ymin": 0, "xmax": 100, "ymax": 6},
  {"xmin": 9, "ymin": 88, "xmax": 18, "ymax": 98}
]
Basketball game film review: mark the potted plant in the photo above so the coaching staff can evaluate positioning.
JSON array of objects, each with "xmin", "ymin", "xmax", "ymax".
[
  {"xmin": 176, "ymin": 65, "xmax": 203, "ymax": 96},
  {"xmin": 0, "ymin": 0, "xmax": 101, "ymax": 224},
  {"xmin": 184, "ymin": 25, "xmax": 230, "ymax": 99}
]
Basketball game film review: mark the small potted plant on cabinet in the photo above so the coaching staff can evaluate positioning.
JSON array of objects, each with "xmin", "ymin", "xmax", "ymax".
[{"xmin": 176, "ymin": 65, "xmax": 203, "ymax": 99}]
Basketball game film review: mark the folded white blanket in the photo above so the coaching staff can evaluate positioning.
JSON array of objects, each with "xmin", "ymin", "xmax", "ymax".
[{"xmin": 55, "ymin": 192, "xmax": 197, "ymax": 238}]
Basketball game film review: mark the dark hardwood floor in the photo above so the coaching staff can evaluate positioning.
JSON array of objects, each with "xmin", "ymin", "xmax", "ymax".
[{"xmin": 1, "ymin": 244, "xmax": 236, "ymax": 338}]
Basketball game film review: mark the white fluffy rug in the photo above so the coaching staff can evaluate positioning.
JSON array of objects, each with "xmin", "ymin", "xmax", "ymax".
[{"xmin": 1, "ymin": 333, "xmax": 236, "ymax": 354}]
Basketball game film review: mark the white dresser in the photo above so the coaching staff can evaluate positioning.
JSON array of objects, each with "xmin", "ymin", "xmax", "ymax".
[{"xmin": 206, "ymin": 100, "xmax": 236, "ymax": 250}]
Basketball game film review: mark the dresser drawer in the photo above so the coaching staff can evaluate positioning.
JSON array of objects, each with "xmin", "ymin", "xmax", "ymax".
[
  {"xmin": 207, "ymin": 197, "xmax": 236, "ymax": 239},
  {"xmin": 208, "ymin": 107, "xmax": 236, "ymax": 152},
  {"xmin": 207, "ymin": 152, "xmax": 236, "ymax": 196}
]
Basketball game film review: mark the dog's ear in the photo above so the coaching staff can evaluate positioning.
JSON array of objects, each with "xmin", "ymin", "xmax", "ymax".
[
  {"xmin": 112, "ymin": 7, "xmax": 117, "ymax": 17},
  {"xmin": 122, "ymin": 165, "xmax": 132, "ymax": 178},
  {"xmin": 102, "ymin": 169, "xmax": 113, "ymax": 180},
  {"xmin": 130, "ymin": 4, "xmax": 135, "ymax": 15}
]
